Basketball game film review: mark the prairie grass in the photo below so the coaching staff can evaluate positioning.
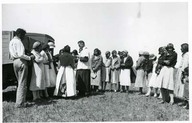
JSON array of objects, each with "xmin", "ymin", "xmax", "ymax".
[{"xmin": 3, "ymin": 85, "xmax": 189, "ymax": 122}]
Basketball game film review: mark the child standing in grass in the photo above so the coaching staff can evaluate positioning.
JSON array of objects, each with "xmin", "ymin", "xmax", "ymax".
[{"xmin": 111, "ymin": 50, "xmax": 121, "ymax": 92}]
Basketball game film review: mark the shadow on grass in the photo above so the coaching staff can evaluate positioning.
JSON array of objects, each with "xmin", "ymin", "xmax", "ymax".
[
  {"xmin": 51, "ymin": 91, "xmax": 105, "ymax": 100},
  {"xmin": 34, "ymin": 99, "xmax": 57, "ymax": 106}
]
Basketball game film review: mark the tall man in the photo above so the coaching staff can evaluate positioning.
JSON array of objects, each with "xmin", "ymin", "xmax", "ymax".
[
  {"xmin": 9, "ymin": 28, "xmax": 35, "ymax": 108},
  {"xmin": 76, "ymin": 40, "xmax": 91, "ymax": 96}
]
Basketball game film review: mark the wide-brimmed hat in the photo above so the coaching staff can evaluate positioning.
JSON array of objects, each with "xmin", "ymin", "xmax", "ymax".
[
  {"xmin": 48, "ymin": 42, "xmax": 55, "ymax": 49},
  {"xmin": 33, "ymin": 42, "xmax": 41, "ymax": 49},
  {"xmin": 149, "ymin": 54, "xmax": 156, "ymax": 60}
]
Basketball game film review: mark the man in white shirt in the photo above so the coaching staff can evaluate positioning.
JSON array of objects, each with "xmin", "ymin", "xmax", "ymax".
[
  {"xmin": 9, "ymin": 28, "xmax": 35, "ymax": 108},
  {"xmin": 76, "ymin": 40, "xmax": 91, "ymax": 96}
]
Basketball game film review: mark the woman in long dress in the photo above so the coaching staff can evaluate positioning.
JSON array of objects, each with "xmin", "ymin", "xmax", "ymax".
[
  {"xmin": 90, "ymin": 48, "xmax": 103, "ymax": 92},
  {"xmin": 40, "ymin": 44, "xmax": 56, "ymax": 97},
  {"xmin": 119, "ymin": 50, "xmax": 133, "ymax": 93},
  {"xmin": 111, "ymin": 50, "xmax": 121, "ymax": 92},
  {"xmin": 158, "ymin": 43, "xmax": 177, "ymax": 105},
  {"xmin": 174, "ymin": 43, "xmax": 189, "ymax": 98},
  {"xmin": 134, "ymin": 51, "xmax": 148, "ymax": 94},
  {"xmin": 145, "ymin": 54, "xmax": 158, "ymax": 97},
  {"xmin": 103, "ymin": 51, "xmax": 112, "ymax": 91},
  {"xmin": 54, "ymin": 45, "xmax": 76, "ymax": 97},
  {"xmin": 30, "ymin": 42, "xmax": 46, "ymax": 101}
]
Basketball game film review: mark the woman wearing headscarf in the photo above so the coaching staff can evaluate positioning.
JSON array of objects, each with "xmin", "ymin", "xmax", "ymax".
[
  {"xmin": 111, "ymin": 50, "xmax": 121, "ymax": 92},
  {"xmin": 90, "ymin": 48, "xmax": 103, "ymax": 92},
  {"xmin": 119, "ymin": 50, "xmax": 133, "ymax": 93},
  {"xmin": 30, "ymin": 42, "xmax": 46, "ymax": 101},
  {"xmin": 54, "ymin": 45, "xmax": 76, "ymax": 97},
  {"xmin": 135, "ymin": 51, "xmax": 148, "ymax": 94},
  {"xmin": 158, "ymin": 43, "xmax": 177, "ymax": 105},
  {"xmin": 175, "ymin": 43, "xmax": 189, "ymax": 106}
]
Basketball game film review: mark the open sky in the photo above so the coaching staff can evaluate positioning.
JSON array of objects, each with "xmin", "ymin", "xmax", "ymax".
[{"xmin": 2, "ymin": 2, "xmax": 188, "ymax": 67}]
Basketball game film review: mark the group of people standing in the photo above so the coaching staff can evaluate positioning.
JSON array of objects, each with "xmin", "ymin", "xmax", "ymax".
[{"xmin": 9, "ymin": 28, "xmax": 189, "ymax": 109}]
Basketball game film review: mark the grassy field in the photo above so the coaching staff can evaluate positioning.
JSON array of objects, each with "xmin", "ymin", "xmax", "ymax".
[{"xmin": 3, "ymin": 85, "xmax": 189, "ymax": 122}]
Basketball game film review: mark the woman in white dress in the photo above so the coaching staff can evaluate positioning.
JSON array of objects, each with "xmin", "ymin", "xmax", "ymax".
[
  {"xmin": 30, "ymin": 42, "xmax": 46, "ymax": 101},
  {"xmin": 103, "ymin": 51, "xmax": 112, "ymax": 91},
  {"xmin": 145, "ymin": 54, "xmax": 158, "ymax": 97},
  {"xmin": 54, "ymin": 45, "xmax": 76, "ymax": 97},
  {"xmin": 111, "ymin": 50, "xmax": 121, "ymax": 92},
  {"xmin": 158, "ymin": 43, "xmax": 177, "ymax": 105},
  {"xmin": 134, "ymin": 51, "xmax": 148, "ymax": 94}
]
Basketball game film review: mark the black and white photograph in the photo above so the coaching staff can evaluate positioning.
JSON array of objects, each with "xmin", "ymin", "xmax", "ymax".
[{"xmin": 1, "ymin": 1, "xmax": 190, "ymax": 122}]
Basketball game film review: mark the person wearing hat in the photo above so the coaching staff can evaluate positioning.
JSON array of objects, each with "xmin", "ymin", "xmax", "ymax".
[
  {"xmin": 40, "ymin": 44, "xmax": 57, "ymax": 97},
  {"xmin": 54, "ymin": 45, "xmax": 76, "ymax": 97},
  {"xmin": 119, "ymin": 50, "xmax": 133, "ymax": 93},
  {"xmin": 103, "ymin": 51, "xmax": 112, "ymax": 91},
  {"xmin": 158, "ymin": 43, "xmax": 177, "ymax": 105},
  {"xmin": 30, "ymin": 41, "xmax": 46, "ymax": 102},
  {"xmin": 111, "ymin": 50, "xmax": 121, "ymax": 92},
  {"xmin": 9, "ymin": 28, "xmax": 35, "ymax": 108},
  {"xmin": 48, "ymin": 42, "xmax": 55, "ymax": 56},
  {"xmin": 76, "ymin": 40, "xmax": 91, "ymax": 96},
  {"xmin": 135, "ymin": 51, "xmax": 147, "ymax": 94},
  {"xmin": 175, "ymin": 43, "xmax": 189, "ymax": 107},
  {"xmin": 145, "ymin": 54, "xmax": 158, "ymax": 97}
]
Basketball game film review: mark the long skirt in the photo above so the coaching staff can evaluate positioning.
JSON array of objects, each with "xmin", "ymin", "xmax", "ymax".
[
  {"xmin": 134, "ymin": 69, "xmax": 145, "ymax": 87},
  {"xmin": 148, "ymin": 72, "xmax": 158, "ymax": 88},
  {"xmin": 30, "ymin": 63, "xmax": 46, "ymax": 91},
  {"xmin": 111, "ymin": 69, "xmax": 120, "ymax": 84},
  {"xmin": 174, "ymin": 68, "xmax": 184, "ymax": 97},
  {"xmin": 105, "ymin": 67, "xmax": 111, "ymax": 82},
  {"xmin": 54, "ymin": 66, "xmax": 76, "ymax": 97},
  {"xmin": 120, "ymin": 69, "xmax": 131, "ymax": 86},
  {"xmin": 159, "ymin": 66, "xmax": 174, "ymax": 91},
  {"xmin": 145, "ymin": 73, "xmax": 152, "ymax": 87},
  {"xmin": 91, "ymin": 70, "xmax": 101, "ymax": 86}
]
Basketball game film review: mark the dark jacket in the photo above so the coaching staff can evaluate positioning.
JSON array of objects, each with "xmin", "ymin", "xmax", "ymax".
[
  {"xmin": 59, "ymin": 52, "xmax": 75, "ymax": 69},
  {"xmin": 120, "ymin": 56, "xmax": 133, "ymax": 69},
  {"xmin": 164, "ymin": 51, "xmax": 177, "ymax": 67}
]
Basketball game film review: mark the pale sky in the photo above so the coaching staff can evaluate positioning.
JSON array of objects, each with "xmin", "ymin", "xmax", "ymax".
[{"xmin": 2, "ymin": 2, "xmax": 188, "ymax": 67}]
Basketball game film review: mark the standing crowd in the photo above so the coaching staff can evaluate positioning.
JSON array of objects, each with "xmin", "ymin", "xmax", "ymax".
[{"xmin": 9, "ymin": 28, "xmax": 189, "ymax": 109}]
